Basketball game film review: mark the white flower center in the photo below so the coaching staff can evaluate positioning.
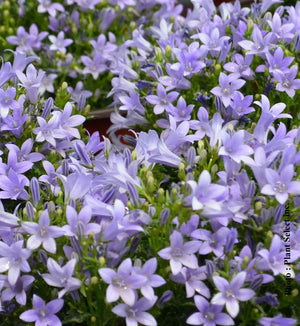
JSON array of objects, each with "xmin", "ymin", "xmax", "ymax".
[{"xmin": 273, "ymin": 181, "xmax": 286, "ymax": 193}]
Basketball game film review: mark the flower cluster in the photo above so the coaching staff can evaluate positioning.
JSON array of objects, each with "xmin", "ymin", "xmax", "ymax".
[
  {"xmin": 1, "ymin": 0, "xmax": 181, "ymax": 110},
  {"xmin": 0, "ymin": 0, "xmax": 299, "ymax": 326}
]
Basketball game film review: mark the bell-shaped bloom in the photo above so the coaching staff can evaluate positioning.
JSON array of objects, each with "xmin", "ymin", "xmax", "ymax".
[
  {"xmin": 211, "ymin": 272, "xmax": 255, "ymax": 318},
  {"xmin": 22, "ymin": 210, "xmax": 64, "ymax": 253},
  {"xmin": 20, "ymin": 295, "xmax": 63, "ymax": 326},
  {"xmin": 261, "ymin": 164, "xmax": 300, "ymax": 204},
  {"xmin": 158, "ymin": 230, "xmax": 200, "ymax": 275}
]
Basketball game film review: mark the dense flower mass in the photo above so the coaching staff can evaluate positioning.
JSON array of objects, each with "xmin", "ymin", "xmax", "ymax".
[{"xmin": 0, "ymin": 0, "xmax": 299, "ymax": 325}]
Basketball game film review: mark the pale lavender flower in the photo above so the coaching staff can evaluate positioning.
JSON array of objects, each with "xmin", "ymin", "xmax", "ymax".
[
  {"xmin": 133, "ymin": 258, "xmax": 166, "ymax": 300},
  {"xmin": 211, "ymin": 73, "xmax": 245, "ymax": 107},
  {"xmin": 81, "ymin": 53, "xmax": 107, "ymax": 79},
  {"xmin": 112, "ymin": 296, "xmax": 157, "ymax": 326},
  {"xmin": 0, "ymin": 61, "xmax": 14, "ymax": 87},
  {"xmin": 1, "ymin": 95, "xmax": 28, "ymax": 138},
  {"xmin": 192, "ymin": 27, "xmax": 230, "ymax": 57},
  {"xmin": 0, "ymin": 87, "xmax": 18, "ymax": 118},
  {"xmin": 257, "ymin": 235, "xmax": 287, "ymax": 276},
  {"xmin": 268, "ymin": 12, "xmax": 294, "ymax": 43},
  {"xmin": 38, "ymin": 161, "xmax": 61, "ymax": 196},
  {"xmin": 75, "ymin": 0, "xmax": 102, "ymax": 10},
  {"xmin": 99, "ymin": 258, "xmax": 147, "ymax": 305},
  {"xmin": 171, "ymin": 267, "xmax": 210, "ymax": 299},
  {"xmin": 6, "ymin": 139, "xmax": 44, "ymax": 163},
  {"xmin": 158, "ymin": 230, "xmax": 199, "ymax": 275},
  {"xmin": 42, "ymin": 258, "xmax": 81, "ymax": 298},
  {"xmin": 16, "ymin": 63, "xmax": 45, "ymax": 88},
  {"xmin": 219, "ymin": 130, "xmax": 254, "ymax": 164},
  {"xmin": 223, "ymin": 54, "xmax": 254, "ymax": 80},
  {"xmin": 261, "ymin": 164, "xmax": 300, "ymax": 204},
  {"xmin": 159, "ymin": 63, "xmax": 191, "ymax": 91},
  {"xmin": 20, "ymin": 295, "xmax": 63, "ymax": 326},
  {"xmin": 1, "ymin": 275, "xmax": 35, "ymax": 306},
  {"xmin": 211, "ymin": 272, "xmax": 255, "ymax": 318},
  {"xmin": 0, "ymin": 148, "xmax": 33, "ymax": 175},
  {"xmin": 21, "ymin": 210, "xmax": 64, "ymax": 253},
  {"xmin": 6, "ymin": 26, "xmax": 32, "ymax": 52},
  {"xmin": 56, "ymin": 102, "xmax": 85, "ymax": 139},
  {"xmin": 257, "ymin": 47, "xmax": 294, "ymax": 75},
  {"xmin": 186, "ymin": 170, "xmax": 227, "ymax": 211},
  {"xmin": 63, "ymin": 205, "xmax": 101, "ymax": 238},
  {"xmin": 0, "ymin": 170, "xmax": 29, "ymax": 200},
  {"xmin": 150, "ymin": 18, "xmax": 173, "ymax": 40},
  {"xmin": 176, "ymin": 42, "xmax": 206, "ymax": 77},
  {"xmin": 238, "ymin": 25, "xmax": 272, "ymax": 57},
  {"xmin": 68, "ymin": 81, "xmax": 92, "ymax": 101},
  {"xmin": 49, "ymin": 31, "xmax": 73, "ymax": 54},
  {"xmin": 60, "ymin": 172, "xmax": 93, "ymax": 200},
  {"xmin": 33, "ymin": 115, "xmax": 65, "ymax": 147},
  {"xmin": 187, "ymin": 295, "xmax": 234, "ymax": 326},
  {"xmin": 145, "ymin": 83, "xmax": 179, "ymax": 115},
  {"xmin": 7, "ymin": 25, "xmax": 48, "ymax": 53},
  {"xmin": 119, "ymin": 91, "xmax": 145, "ymax": 115},
  {"xmin": 37, "ymin": 0, "xmax": 64, "ymax": 17},
  {"xmin": 231, "ymin": 92, "xmax": 254, "ymax": 118},
  {"xmin": 259, "ymin": 314, "xmax": 296, "ymax": 326},
  {"xmin": 168, "ymin": 96, "xmax": 194, "ymax": 122},
  {"xmin": 16, "ymin": 64, "xmax": 45, "ymax": 103},
  {"xmin": 191, "ymin": 227, "xmax": 229, "ymax": 258},
  {"xmin": 0, "ymin": 240, "xmax": 31, "ymax": 286},
  {"xmin": 273, "ymin": 65, "xmax": 300, "ymax": 98},
  {"xmin": 39, "ymin": 73, "xmax": 57, "ymax": 94},
  {"xmin": 11, "ymin": 51, "xmax": 38, "ymax": 74}
]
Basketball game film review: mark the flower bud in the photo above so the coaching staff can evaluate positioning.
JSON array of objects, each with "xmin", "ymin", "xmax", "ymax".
[
  {"xmin": 178, "ymin": 162, "xmax": 185, "ymax": 180},
  {"xmin": 215, "ymin": 63, "xmax": 221, "ymax": 71},
  {"xmin": 30, "ymin": 177, "xmax": 40, "ymax": 206},
  {"xmin": 90, "ymin": 276, "xmax": 98, "ymax": 285},
  {"xmin": 62, "ymin": 82, "xmax": 68, "ymax": 90},
  {"xmin": 98, "ymin": 256, "xmax": 106, "ymax": 267},
  {"xmin": 25, "ymin": 201, "xmax": 35, "ymax": 220},
  {"xmin": 155, "ymin": 47, "xmax": 163, "ymax": 63},
  {"xmin": 255, "ymin": 201, "xmax": 262, "ymax": 212},
  {"xmin": 127, "ymin": 182, "xmax": 140, "ymax": 206},
  {"xmin": 165, "ymin": 45, "xmax": 172, "ymax": 60},
  {"xmin": 157, "ymin": 290, "xmax": 173, "ymax": 308},
  {"xmin": 160, "ymin": 208, "xmax": 170, "ymax": 225},
  {"xmin": 206, "ymin": 260, "xmax": 215, "ymax": 278},
  {"xmin": 250, "ymin": 274, "xmax": 263, "ymax": 290},
  {"xmin": 147, "ymin": 175, "xmax": 155, "ymax": 192},
  {"xmin": 157, "ymin": 188, "xmax": 164, "ymax": 203},
  {"xmin": 247, "ymin": 17, "xmax": 254, "ymax": 30},
  {"xmin": 171, "ymin": 187, "xmax": 178, "ymax": 202}
]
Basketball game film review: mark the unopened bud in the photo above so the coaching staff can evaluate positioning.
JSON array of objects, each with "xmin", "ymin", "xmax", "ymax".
[
  {"xmin": 171, "ymin": 187, "xmax": 178, "ymax": 202},
  {"xmin": 215, "ymin": 63, "xmax": 221, "ymax": 71},
  {"xmin": 241, "ymin": 256, "xmax": 250, "ymax": 269},
  {"xmin": 61, "ymin": 82, "xmax": 68, "ymax": 90},
  {"xmin": 155, "ymin": 47, "xmax": 163, "ymax": 62},
  {"xmin": 147, "ymin": 176, "xmax": 155, "ymax": 192},
  {"xmin": 90, "ymin": 276, "xmax": 98, "ymax": 285},
  {"xmin": 178, "ymin": 162, "xmax": 185, "ymax": 180},
  {"xmin": 247, "ymin": 17, "xmax": 254, "ymax": 30},
  {"xmin": 255, "ymin": 201, "xmax": 262, "ymax": 212},
  {"xmin": 157, "ymin": 188, "xmax": 164, "ymax": 203},
  {"xmin": 98, "ymin": 256, "xmax": 106, "ymax": 267},
  {"xmin": 165, "ymin": 45, "xmax": 172, "ymax": 60},
  {"xmin": 131, "ymin": 150, "xmax": 137, "ymax": 161}
]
